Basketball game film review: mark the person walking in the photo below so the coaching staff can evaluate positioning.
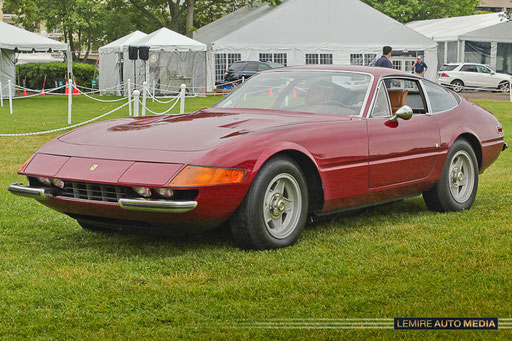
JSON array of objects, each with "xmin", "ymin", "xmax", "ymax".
[
  {"xmin": 412, "ymin": 56, "xmax": 428, "ymax": 77},
  {"xmin": 375, "ymin": 46, "xmax": 393, "ymax": 68}
]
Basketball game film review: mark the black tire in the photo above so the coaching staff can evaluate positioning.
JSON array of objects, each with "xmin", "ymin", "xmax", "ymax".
[
  {"xmin": 423, "ymin": 139, "xmax": 479, "ymax": 212},
  {"xmin": 498, "ymin": 81, "xmax": 510, "ymax": 92},
  {"xmin": 450, "ymin": 80, "xmax": 464, "ymax": 93},
  {"xmin": 230, "ymin": 156, "xmax": 308, "ymax": 250}
]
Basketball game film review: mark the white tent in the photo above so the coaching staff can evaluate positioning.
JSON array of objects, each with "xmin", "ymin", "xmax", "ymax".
[
  {"xmin": 0, "ymin": 21, "xmax": 69, "ymax": 97},
  {"xmin": 98, "ymin": 30, "xmax": 147, "ymax": 95},
  {"xmin": 125, "ymin": 28, "xmax": 213, "ymax": 94},
  {"xmin": 407, "ymin": 13, "xmax": 512, "ymax": 74},
  {"xmin": 194, "ymin": 0, "xmax": 438, "ymax": 81}
]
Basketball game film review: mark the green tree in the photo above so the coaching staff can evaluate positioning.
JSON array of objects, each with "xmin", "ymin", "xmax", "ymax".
[{"xmin": 361, "ymin": 0, "xmax": 481, "ymax": 23}]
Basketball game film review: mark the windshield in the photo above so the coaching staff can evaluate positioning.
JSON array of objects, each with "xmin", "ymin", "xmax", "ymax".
[{"xmin": 214, "ymin": 71, "xmax": 372, "ymax": 116}]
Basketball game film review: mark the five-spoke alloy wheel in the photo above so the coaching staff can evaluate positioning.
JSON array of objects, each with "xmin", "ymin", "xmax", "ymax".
[
  {"xmin": 423, "ymin": 138, "xmax": 478, "ymax": 212},
  {"xmin": 230, "ymin": 156, "xmax": 308, "ymax": 250}
]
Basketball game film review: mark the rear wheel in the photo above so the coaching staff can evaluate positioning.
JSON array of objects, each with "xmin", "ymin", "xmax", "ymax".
[
  {"xmin": 423, "ymin": 139, "xmax": 478, "ymax": 212},
  {"xmin": 451, "ymin": 80, "xmax": 464, "ymax": 92},
  {"xmin": 498, "ymin": 81, "xmax": 510, "ymax": 92},
  {"xmin": 230, "ymin": 156, "xmax": 308, "ymax": 250}
]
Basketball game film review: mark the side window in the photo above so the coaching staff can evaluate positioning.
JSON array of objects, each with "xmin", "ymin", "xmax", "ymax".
[
  {"xmin": 259, "ymin": 64, "xmax": 271, "ymax": 71},
  {"xmin": 384, "ymin": 78, "xmax": 428, "ymax": 114},
  {"xmin": 477, "ymin": 65, "xmax": 491, "ymax": 74},
  {"xmin": 460, "ymin": 65, "xmax": 477, "ymax": 72},
  {"xmin": 423, "ymin": 81, "xmax": 458, "ymax": 113},
  {"xmin": 371, "ymin": 83, "xmax": 391, "ymax": 118},
  {"xmin": 244, "ymin": 63, "xmax": 259, "ymax": 72}
]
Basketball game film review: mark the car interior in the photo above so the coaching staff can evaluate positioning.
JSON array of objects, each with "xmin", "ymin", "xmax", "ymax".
[{"xmin": 385, "ymin": 78, "xmax": 428, "ymax": 115}]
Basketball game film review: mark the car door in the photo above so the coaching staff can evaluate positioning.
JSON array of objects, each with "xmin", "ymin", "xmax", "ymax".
[
  {"xmin": 459, "ymin": 64, "xmax": 479, "ymax": 87},
  {"xmin": 367, "ymin": 78, "xmax": 440, "ymax": 189},
  {"xmin": 476, "ymin": 65, "xmax": 497, "ymax": 87}
]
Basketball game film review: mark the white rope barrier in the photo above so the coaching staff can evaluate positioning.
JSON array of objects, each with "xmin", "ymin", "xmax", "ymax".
[
  {"xmin": 78, "ymin": 89, "xmax": 128, "ymax": 102},
  {"xmin": 0, "ymin": 99, "xmax": 133, "ymax": 137},
  {"xmin": 140, "ymin": 97, "xmax": 180, "ymax": 115}
]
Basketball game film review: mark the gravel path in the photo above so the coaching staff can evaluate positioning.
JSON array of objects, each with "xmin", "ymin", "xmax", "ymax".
[{"xmin": 460, "ymin": 91, "xmax": 511, "ymax": 101}]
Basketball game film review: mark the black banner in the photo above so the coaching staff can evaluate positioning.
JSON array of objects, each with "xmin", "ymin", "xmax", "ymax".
[{"xmin": 394, "ymin": 318, "xmax": 498, "ymax": 330}]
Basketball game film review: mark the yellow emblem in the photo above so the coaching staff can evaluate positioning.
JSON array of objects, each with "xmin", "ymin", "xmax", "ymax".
[{"xmin": 89, "ymin": 164, "xmax": 98, "ymax": 171}]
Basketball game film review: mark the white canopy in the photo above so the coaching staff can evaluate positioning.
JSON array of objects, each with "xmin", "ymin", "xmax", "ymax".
[
  {"xmin": 130, "ymin": 28, "xmax": 207, "ymax": 52},
  {"xmin": 99, "ymin": 30, "xmax": 148, "ymax": 54},
  {"xmin": 0, "ymin": 21, "xmax": 69, "ymax": 97},
  {"xmin": 0, "ymin": 21, "xmax": 68, "ymax": 52},
  {"xmin": 195, "ymin": 0, "xmax": 438, "ymax": 80},
  {"xmin": 406, "ymin": 13, "xmax": 508, "ymax": 42}
]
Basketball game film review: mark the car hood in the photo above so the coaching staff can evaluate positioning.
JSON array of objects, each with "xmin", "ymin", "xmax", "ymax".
[{"xmin": 58, "ymin": 108, "xmax": 344, "ymax": 152}]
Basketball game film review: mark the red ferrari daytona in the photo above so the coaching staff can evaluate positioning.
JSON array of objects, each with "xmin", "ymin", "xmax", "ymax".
[{"xmin": 9, "ymin": 66, "xmax": 507, "ymax": 250}]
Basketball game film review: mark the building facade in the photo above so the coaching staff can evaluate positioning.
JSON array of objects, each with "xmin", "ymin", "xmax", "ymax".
[{"xmin": 476, "ymin": 0, "xmax": 512, "ymax": 12}]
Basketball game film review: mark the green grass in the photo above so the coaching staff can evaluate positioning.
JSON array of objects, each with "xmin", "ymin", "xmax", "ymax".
[{"xmin": 0, "ymin": 96, "xmax": 511, "ymax": 339}]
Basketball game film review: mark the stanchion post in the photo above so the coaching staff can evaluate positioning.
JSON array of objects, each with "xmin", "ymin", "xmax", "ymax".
[
  {"xmin": 180, "ymin": 84, "xmax": 186, "ymax": 115},
  {"xmin": 133, "ymin": 90, "xmax": 140, "ymax": 117},
  {"xmin": 8, "ymin": 80, "xmax": 13, "ymax": 114},
  {"xmin": 142, "ymin": 82, "xmax": 147, "ymax": 116},
  {"xmin": 242, "ymin": 76, "xmax": 245, "ymax": 83},
  {"xmin": 68, "ymin": 79, "xmax": 73, "ymax": 124},
  {"xmin": 152, "ymin": 80, "xmax": 156, "ymax": 103},
  {"xmin": 127, "ymin": 79, "xmax": 132, "ymax": 116},
  {"xmin": 509, "ymin": 80, "xmax": 511, "ymax": 103},
  {"xmin": 0, "ymin": 82, "xmax": 3, "ymax": 108}
]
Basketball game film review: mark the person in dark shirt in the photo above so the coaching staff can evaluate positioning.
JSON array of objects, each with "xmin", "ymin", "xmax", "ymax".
[
  {"xmin": 375, "ymin": 46, "xmax": 393, "ymax": 68},
  {"xmin": 412, "ymin": 56, "xmax": 428, "ymax": 77}
]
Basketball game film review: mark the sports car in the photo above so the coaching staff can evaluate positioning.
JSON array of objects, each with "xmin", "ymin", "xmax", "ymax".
[{"xmin": 9, "ymin": 66, "xmax": 507, "ymax": 250}]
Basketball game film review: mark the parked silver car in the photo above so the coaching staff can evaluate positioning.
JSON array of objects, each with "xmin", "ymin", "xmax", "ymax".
[{"xmin": 437, "ymin": 63, "xmax": 511, "ymax": 92}]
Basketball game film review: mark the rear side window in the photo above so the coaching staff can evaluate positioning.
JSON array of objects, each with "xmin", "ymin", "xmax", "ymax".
[
  {"xmin": 229, "ymin": 62, "xmax": 244, "ymax": 72},
  {"xmin": 440, "ymin": 64, "xmax": 458, "ymax": 71},
  {"xmin": 259, "ymin": 64, "xmax": 271, "ymax": 71},
  {"xmin": 460, "ymin": 65, "xmax": 477, "ymax": 72},
  {"xmin": 423, "ymin": 81, "xmax": 458, "ymax": 113},
  {"xmin": 244, "ymin": 63, "xmax": 260, "ymax": 72}
]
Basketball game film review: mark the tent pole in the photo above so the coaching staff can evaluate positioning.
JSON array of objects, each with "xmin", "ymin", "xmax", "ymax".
[{"xmin": 0, "ymin": 82, "xmax": 3, "ymax": 107}]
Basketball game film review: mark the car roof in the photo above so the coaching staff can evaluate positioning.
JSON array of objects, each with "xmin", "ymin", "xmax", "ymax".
[{"xmin": 273, "ymin": 64, "xmax": 420, "ymax": 78}]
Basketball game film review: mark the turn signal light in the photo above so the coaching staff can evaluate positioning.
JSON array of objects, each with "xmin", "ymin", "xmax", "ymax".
[
  {"xmin": 18, "ymin": 154, "xmax": 35, "ymax": 173},
  {"xmin": 170, "ymin": 166, "xmax": 245, "ymax": 187}
]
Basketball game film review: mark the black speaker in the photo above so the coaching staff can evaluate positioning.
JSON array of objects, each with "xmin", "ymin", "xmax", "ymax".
[
  {"xmin": 128, "ymin": 46, "xmax": 139, "ymax": 60},
  {"xmin": 139, "ymin": 46, "xmax": 150, "ymax": 61}
]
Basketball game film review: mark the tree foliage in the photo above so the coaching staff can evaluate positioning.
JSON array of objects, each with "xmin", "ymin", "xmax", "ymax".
[{"xmin": 361, "ymin": 0, "xmax": 481, "ymax": 23}]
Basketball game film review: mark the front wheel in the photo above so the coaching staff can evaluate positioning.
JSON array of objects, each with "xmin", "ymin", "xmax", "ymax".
[
  {"xmin": 423, "ymin": 139, "xmax": 478, "ymax": 212},
  {"xmin": 230, "ymin": 156, "xmax": 308, "ymax": 250}
]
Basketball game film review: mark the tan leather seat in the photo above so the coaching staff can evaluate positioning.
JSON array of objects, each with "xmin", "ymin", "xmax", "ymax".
[
  {"xmin": 388, "ymin": 89, "xmax": 408, "ymax": 113},
  {"xmin": 305, "ymin": 86, "xmax": 333, "ymax": 105}
]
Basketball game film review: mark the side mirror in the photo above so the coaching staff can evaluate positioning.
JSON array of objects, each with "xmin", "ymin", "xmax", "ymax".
[
  {"xmin": 491, "ymin": 72, "xmax": 496, "ymax": 75},
  {"xmin": 390, "ymin": 105, "xmax": 413, "ymax": 122}
]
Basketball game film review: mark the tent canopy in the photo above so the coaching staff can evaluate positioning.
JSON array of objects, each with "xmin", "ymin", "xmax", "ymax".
[
  {"xmin": 99, "ymin": 30, "xmax": 147, "ymax": 54},
  {"xmin": 195, "ymin": 0, "xmax": 436, "ymax": 51},
  {"xmin": 406, "ymin": 12, "xmax": 507, "ymax": 42},
  {"xmin": 130, "ymin": 28, "xmax": 207, "ymax": 52},
  {"xmin": 0, "ymin": 21, "xmax": 68, "ymax": 52}
]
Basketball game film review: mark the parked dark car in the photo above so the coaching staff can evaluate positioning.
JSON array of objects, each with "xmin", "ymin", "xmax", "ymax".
[{"xmin": 224, "ymin": 61, "xmax": 283, "ymax": 83}]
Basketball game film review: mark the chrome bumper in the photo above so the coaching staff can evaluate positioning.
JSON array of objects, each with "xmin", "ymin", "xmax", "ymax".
[
  {"xmin": 8, "ymin": 183, "xmax": 197, "ymax": 214},
  {"xmin": 8, "ymin": 183, "xmax": 50, "ymax": 200},
  {"xmin": 118, "ymin": 198, "xmax": 197, "ymax": 213}
]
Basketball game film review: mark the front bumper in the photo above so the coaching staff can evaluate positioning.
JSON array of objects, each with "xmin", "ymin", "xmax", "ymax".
[{"xmin": 8, "ymin": 183, "xmax": 197, "ymax": 214}]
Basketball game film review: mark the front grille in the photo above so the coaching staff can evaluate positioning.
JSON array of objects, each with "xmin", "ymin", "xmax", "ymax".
[{"xmin": 57, "ymin": 181, "xmax": 131, "ymax": 203}]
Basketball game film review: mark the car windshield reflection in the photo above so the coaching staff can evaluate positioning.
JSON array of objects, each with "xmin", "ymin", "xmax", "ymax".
[{"xmin": 214, "ymin": 71, "xmax": 372, "ymax": 116}]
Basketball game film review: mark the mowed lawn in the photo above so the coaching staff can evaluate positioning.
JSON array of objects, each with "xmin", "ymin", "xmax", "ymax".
[{"xmin": 0, "ymin": 95, "xmax": 511, "ymax": 340}]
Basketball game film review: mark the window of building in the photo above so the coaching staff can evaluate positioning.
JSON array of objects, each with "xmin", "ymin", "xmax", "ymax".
[
  {"xmin": 273, "ymin": 53, "xmax": 287, "ymax": 66},
  {"xmin": 259, "ymin": 53, "xmax": 273, "ymax": 63},
  {"xmin": 227, "ymin": 53, "xmax": 241, "ymax": 68},
  {"xmin": 364, "ymin": 54, "xmax": 377, "ymax": 66},
  {"xmin": 305, "ymin": 54, "xmax": 319, "ymax": 65},
  {"xmin": 350, "ymin": 54, "xmax": 364, "ymax": 66},
  {"xmin": 392, "ymin": 60, "xmax": 402, "ymax": 70},
  {"xmin": 215, "ymin": 53, "xmax": 227, "ymax": 82},
  {"xmin": 320, "ymin": 54, "xmax": 333, "ymax": 65}
]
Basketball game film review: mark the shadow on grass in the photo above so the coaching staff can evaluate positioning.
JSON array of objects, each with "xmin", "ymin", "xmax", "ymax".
[{"xmin": 52, "ymin": 196, "xmax": 431, "ymax": 257}]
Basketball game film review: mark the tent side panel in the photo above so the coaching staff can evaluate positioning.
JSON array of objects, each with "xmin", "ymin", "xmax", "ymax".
[{"xmin": 0, "ymin": 49, "xmax": 15, "ymax": 98}]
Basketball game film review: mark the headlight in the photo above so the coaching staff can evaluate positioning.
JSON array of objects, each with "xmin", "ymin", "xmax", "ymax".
[
  {"xmin": 132, "ymin": 187, "xmax": 152, "ymax": 198},
  {"xmin": 51, "ymin": 178, "xmax": 65, "ymax": 189},
  {"xmin": 154, "ymin": 188, "xmax": 174, "ymax": 199},
  {"xmin": 37, "ymin": 177, "xmax": 52, "ymax": 186},
  {"xmin": 170, "ymin": 166, "xmax": 245, "ymax": 187}
]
